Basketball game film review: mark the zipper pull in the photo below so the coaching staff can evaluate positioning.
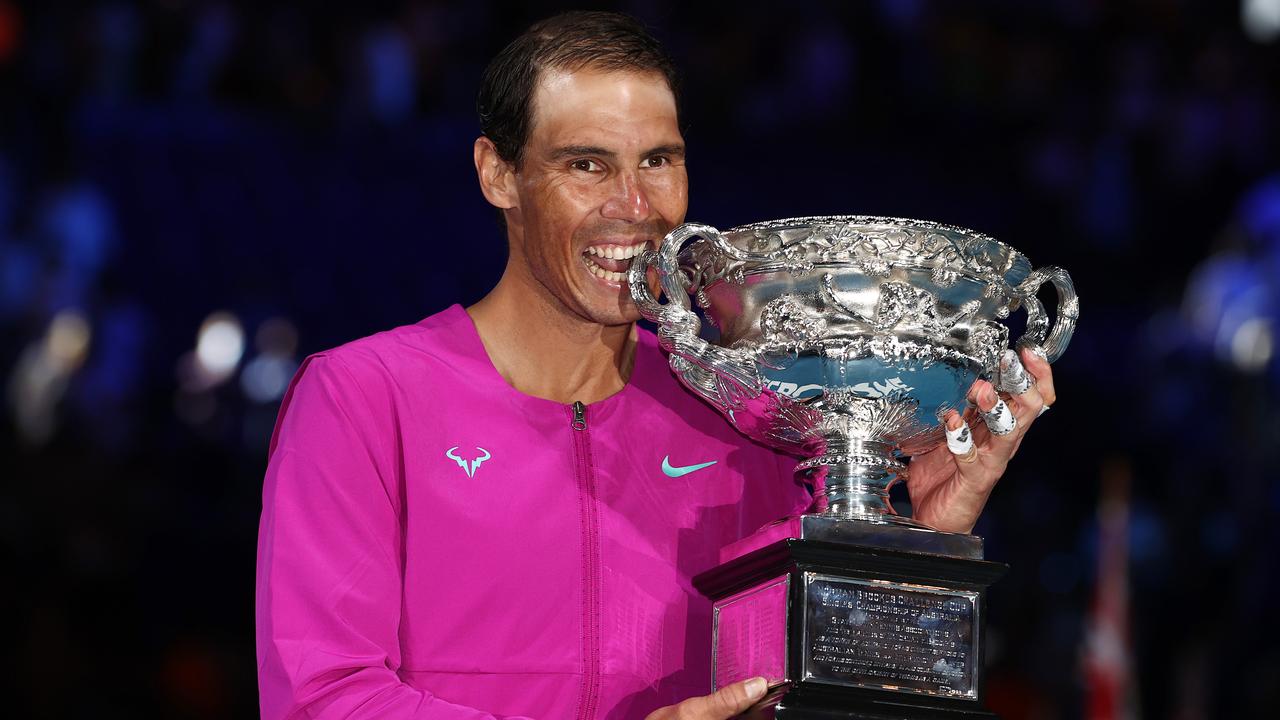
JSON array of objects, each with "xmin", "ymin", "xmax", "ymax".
[{"xmin": 571, "ymin": 400, "xmax": 587, "ymax": 431}]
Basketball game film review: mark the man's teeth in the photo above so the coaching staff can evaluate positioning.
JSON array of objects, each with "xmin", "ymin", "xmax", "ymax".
[
  {"xmin": 582, "ymin": 243, "xmax": 649, "ymax": 282},
  {"xmin": 583, "ymin": 255, "xmax": 628, "ymax": 282},
  {"xmin": 585, "ymin": 244, "xmax": 646, "ymax": 260}
]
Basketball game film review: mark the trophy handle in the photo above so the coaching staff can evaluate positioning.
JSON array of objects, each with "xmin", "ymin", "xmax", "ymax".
[
  {"xmin": 629, "ymin": 223, "xmax": 763, "ymax": 412},
  {"xmin": 1012, "ymin": 266, "xmax": 1078, "ymax": 363}
]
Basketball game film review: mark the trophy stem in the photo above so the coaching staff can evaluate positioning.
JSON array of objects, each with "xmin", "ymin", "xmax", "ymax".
[{"xmin": 798, "ymin": 438, "xmax": 928, "ymax": 527}]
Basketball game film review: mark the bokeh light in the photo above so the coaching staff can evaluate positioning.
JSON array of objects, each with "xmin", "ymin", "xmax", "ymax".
[
  {"xmin": 193, "ymin": 312, "xmax": 244, "ymax": 383},
  {"xmin": 46, "ymin": 309, "xmax": 91, "ymax": 368},
  {"xmin": 1243, "ymin": 0, "xmax": 1280, "ymax": 42}
]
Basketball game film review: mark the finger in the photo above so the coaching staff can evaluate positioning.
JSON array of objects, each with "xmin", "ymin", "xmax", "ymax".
[
  {"xmin": 961, "ymin": 381, "xmax": 1002, "ymax": 447},
  {"xmin": 678, "ymin": 677, "xmax": 768, "ymax": 719},
  {"xmin": 964, "ymin": 380, "xmax": 1036, "ymax": 474},
  {"xmin": 1006, "ymin": 381, "xmax": 1044, "ymax": 427},
  {"xmin": 998, "ymin": 350, "xmax": 1045, "ymax": 424},
  {"xmin": 995, "ymin": 349, "xmax": 1033, "ymax": 396},
  {"xmin": 970, "ymin": 381, "xmax": 1017, "ymax": 437},
  {"xmin": 944, "ymin": 410, "xmax": 977, "ymax": 463},
  {"xmin": 1020, "ymin": 346, "xmax": 1056, "ymax": 407},
  {"xmin": 982, "ymin": 397, "xmax": 1017, "ymax": 436},
  {"xmin": 964, "ymin": 381, "xmax": 993, "ymax": 439},
  {"xmin": 969, "ymin": 379, "xmax": 996, "ymax": 412},
  {"xmin": 942, "ymin": 401, "xmax": 1007, "ymax": 511}
]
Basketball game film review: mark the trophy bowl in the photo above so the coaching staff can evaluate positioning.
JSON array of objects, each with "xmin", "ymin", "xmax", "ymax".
[{"xmin": 629, "ymin": 216, "xmax": 1078, "ymax": 527}]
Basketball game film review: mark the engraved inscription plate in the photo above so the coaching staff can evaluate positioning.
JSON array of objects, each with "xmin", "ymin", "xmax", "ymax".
[
  {"xmin": 712, "ymin": 575, "xmax": 790, "ymax": 689},
  {"xmin": 802, "ymin": 573, "xmax": 978, "ymax": 698}
]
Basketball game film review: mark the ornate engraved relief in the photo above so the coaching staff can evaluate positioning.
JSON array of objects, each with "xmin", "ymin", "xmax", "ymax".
[
  {"xmin": 818, "ymin": 276, "xmax": 984, "ymax": 347},
  {"xmin": 815, "ymin": 392, "xmax": 922, "ymax": 442},
  {"xmin": 872, "ymin": 283, "xmax": 981, "ymax": 340},
  {"xmin": 968, "ymin": 322, "xmax": 1009, "ymax": 372},
  {"xmin": 760, "ymin": 295, "xmax": 827, "ymax": 353}
]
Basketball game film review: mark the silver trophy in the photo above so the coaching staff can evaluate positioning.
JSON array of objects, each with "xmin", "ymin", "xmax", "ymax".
[{"xmin": 629, "ymin": 216, "xmax": 1077, "ymax": 718}]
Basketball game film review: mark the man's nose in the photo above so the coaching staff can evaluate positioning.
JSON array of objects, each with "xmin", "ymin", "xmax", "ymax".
[{"xmin": 601, "ymin": 171, "xmax": 651, "ymax": 221}]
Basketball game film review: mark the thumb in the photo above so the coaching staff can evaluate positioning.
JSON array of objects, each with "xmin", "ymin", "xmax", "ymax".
[{"xmin": 682, "ymin": 677, "xmax": 768, "ymax": 719}]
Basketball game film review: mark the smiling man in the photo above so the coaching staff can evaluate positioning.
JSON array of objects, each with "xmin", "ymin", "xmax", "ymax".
[{"xmin": 256, "ymin": 11, "xmax": 1054, "ymax": 720}]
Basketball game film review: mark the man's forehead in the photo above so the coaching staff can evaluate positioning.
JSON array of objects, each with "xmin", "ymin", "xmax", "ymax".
[
  {"xmin": 527, "ymin": 66, "xmax": 680, "ymax": 149},
  {"xmin": 535, "ymin": 64, "xmax": 672, "ymax": 95}
]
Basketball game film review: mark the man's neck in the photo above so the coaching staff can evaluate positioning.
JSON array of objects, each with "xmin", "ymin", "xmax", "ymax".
[{"xmin": 466, "ymin": 272, "xmax": 637, "ymax": 405}]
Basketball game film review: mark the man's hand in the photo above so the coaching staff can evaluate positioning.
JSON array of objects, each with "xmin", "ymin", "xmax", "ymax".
[
  {"xmin": 906, "ymin": 347, "xmax": 1056, "ymax": 534},
  {"xmin": 644, "ymin": 677, "xmax": 768, "ymax": 720}
]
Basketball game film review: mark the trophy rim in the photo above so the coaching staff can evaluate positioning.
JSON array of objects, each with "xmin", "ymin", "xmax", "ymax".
[
  {"xmin": 684, "ymin": 214, "xmax": 1031, "ymax": 298},
  {"xmin": 723, "ymin": 214, "xmax": 1007, "ymax": 248}
]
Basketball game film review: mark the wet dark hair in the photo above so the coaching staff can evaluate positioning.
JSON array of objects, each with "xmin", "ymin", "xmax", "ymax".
[{"xmin": 477, "ymin": 11, "xmax": 681, "ymax": 167}]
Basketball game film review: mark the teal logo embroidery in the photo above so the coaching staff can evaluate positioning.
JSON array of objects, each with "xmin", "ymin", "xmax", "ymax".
[
  {"xmin": 662, "ymin": 455, "xmax": 718, "ymax": 478},
  {"xmin": 446, "ymin": 446, "xmax": 490, "ymax": 478}
]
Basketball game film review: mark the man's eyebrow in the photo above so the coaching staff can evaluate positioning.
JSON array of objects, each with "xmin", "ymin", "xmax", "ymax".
[
  {"xmin": 644, "ymin": 144, "xmax": 686, "ymax": 158},
  {"xmin": 549, "ymin": 145, "xmax": 617, "ymax": 161},
  {"xmin": 546, "ymin": 144, "xmax": 687, "ymax": 161}
]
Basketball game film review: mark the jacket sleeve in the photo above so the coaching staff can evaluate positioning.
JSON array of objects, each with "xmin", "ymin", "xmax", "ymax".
[{"xmin": 255, "ymin": 354, "xmax": 534, "ymax": 720}]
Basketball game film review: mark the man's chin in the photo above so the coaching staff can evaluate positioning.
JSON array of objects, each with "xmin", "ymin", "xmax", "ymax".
[
  {"xmin": 584, "ymin": 295, "xmax": 644, "ymax": 327},
  {"xmin": 592, "ymin": 307, "xmax": 644, "ymax": 328}
]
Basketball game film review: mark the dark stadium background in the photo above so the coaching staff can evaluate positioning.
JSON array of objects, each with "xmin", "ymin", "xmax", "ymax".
[{"xmin": 3, "ymin": 1, "xmax": 1278, "ymax": 717}]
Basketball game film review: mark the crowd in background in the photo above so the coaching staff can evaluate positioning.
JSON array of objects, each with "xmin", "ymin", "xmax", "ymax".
[{"xmin": 2, "ymin": 2, "xmax": 1278, "ymax": 718}]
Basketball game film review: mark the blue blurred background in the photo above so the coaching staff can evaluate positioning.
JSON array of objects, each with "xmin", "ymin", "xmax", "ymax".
[{"xmin": 3, "ymin": 1, "xmax": 1279, "ymax": 718}]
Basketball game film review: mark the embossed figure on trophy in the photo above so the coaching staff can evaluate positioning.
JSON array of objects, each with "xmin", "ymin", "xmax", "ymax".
[
  {"xmin": 759, "ymin": 295, "xmax": 827, "ymax": 356},
  {"xmin": 817, "ymin": 274, "xmax": 983, "ymax": 342}
]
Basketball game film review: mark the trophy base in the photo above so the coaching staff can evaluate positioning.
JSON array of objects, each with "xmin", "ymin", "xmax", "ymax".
[
  {"xmin": 695, "ymin": 538, "xmax": 1006, "ymax": 720},
  {"xmin": 719, "ymin": 514, "xmax": 985, "ymax": 565}
]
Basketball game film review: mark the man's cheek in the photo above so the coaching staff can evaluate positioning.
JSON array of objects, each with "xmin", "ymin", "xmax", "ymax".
[{"xmin": 655, "ymin": 176, "xmax": 689, "ymax": 222}]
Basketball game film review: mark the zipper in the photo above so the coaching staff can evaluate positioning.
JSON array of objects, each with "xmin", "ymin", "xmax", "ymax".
[{"xmin": 569, "ymin": 400, "xmax": 600, "ymax": 720}]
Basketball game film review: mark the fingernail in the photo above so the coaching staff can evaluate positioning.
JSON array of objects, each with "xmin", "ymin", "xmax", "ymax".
[
  {"xmin": 945, "ymin": 411, "xmax": 962, "ymax": 431},
  {"xmin": 979, "ymin": 383, "xmax": 996, "ymax": 410},
  {"xmin": 746, "ymin": 677, "xmax": 768, "ymax": 698}
]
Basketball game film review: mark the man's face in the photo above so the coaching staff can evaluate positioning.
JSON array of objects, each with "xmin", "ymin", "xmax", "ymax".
[{"xmin": 505, "ymin": 67, "xmax": 688, "ymax": 326}]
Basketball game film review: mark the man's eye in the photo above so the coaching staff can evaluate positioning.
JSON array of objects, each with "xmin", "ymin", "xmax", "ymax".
[
  {"xmin": 644, "ymin": 156, "xmax": 667, "ymax": 168},
  {"xmin": 571, "ymin": 159, "xmax": 602, "ymax": 172}
]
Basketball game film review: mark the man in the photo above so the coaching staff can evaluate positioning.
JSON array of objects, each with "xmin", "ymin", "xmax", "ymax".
[{"xmin": 256, "ymin": 11, "xmax": 1056, "ymax": 720}]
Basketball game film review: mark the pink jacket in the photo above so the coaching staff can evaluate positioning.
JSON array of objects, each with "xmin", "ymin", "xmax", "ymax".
[{"xmin": 256, "ymin": 305, "xmax": 811, "ymax": 719}]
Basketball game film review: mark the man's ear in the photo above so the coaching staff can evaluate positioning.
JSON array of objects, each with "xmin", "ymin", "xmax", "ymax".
[{"xmin": 474, "ymin": 137, "xmax": 518, "ymax": 210}]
